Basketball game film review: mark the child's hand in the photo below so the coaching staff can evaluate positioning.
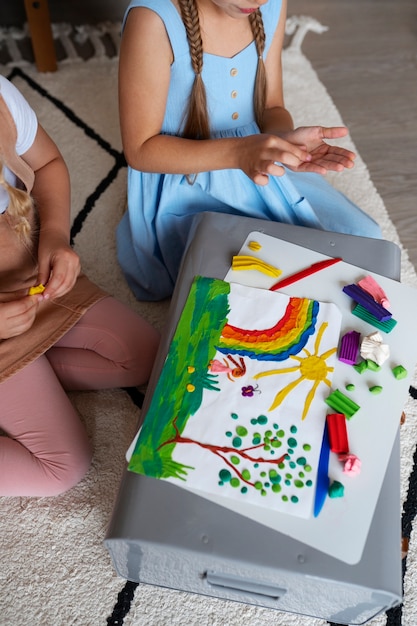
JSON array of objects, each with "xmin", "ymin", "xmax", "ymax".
[
  {"xmin": 36, "ymin": 231, "xmax": 81, "ymax": 300},
  {"xmin": 238, "ymin": 133, "xmax": 312, "ymax": 185},
  {"xmin": 279, "ymin": 126, "xmax": 356, "ymax": 175},
  {"xmin": 0, "ymin": 296, "xmax": 40, "ymax": 339}
]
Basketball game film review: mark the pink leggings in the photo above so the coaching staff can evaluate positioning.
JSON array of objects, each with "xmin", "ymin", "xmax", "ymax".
[{"xmin": 0, "ymin": 297, "xmax": 160, "ymax": 497}]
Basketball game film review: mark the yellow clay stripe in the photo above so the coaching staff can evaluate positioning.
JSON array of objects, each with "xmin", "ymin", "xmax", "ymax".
[{"xmin": 232, "ymin": 255, "xmax": 282, "ymax": 278}]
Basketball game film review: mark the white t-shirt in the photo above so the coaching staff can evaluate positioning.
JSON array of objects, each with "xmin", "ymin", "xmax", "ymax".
[{"xmin": 0, "ymin": 75, "xmax": 38, "ymax": 214}]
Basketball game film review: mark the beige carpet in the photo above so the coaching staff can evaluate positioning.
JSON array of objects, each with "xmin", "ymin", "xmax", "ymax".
[{"xmin": 1, "ymin": 18, "xmax": 417, "ymax": 626}]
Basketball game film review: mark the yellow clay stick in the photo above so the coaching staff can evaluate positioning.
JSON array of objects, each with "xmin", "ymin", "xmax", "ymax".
[{"xmin": 232, "ymin": 255, "xmax": 282, "ymax": 278}]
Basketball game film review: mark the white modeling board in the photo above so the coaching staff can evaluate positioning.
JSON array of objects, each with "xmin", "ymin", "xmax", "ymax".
[{"xmin": 179, "ymin": 232, "xmax": 417, "ymax": 564}]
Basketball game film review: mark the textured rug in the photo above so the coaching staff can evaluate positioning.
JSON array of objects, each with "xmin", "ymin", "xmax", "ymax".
[{"xmin": 1, "ymin": 18, "xmax": 417, "ymax": 626}]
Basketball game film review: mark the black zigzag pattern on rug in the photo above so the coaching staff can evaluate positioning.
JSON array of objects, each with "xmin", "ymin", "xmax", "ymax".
[
  {"xmin": 6, "ymin": 67, "xmax": 417, "ymax": 626},
  {"xmin": 106, "ymin": 580, "xmax": 139, "ymax": 626},
  {"xmin": 6, "ymin": 66, "xmax": 127, "ymax": 245},
  {"xmin": 386, "ymin": 384, "xmax": 417, "ymax": 626}
]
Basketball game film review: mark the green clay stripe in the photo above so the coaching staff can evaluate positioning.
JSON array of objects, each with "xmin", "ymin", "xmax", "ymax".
[
  {"xmin": 325, "ymin": 389, "xmax": 360, "ymax": 419},
  {"xmin": 352, "ymin": 304, "xmax": 397, "ymax": 333}
]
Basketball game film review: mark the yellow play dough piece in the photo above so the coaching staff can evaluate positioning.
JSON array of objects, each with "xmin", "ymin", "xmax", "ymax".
[
  {"xmin": 28, "ymin": 284, "xmax": 45, "ymax": 295},
  {"xmin": 231, "ymin": 255, "xmax": 282, "ymax": 278}
]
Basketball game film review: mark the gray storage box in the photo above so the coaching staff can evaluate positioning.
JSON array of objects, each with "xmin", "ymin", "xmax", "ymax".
[{"xmin": 105, "ymin": 213, "xmax": 402, "ymax": 625}]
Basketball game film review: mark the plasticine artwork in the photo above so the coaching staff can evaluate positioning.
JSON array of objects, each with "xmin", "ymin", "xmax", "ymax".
[{"xmin": 128, "ymin": 276, "xmax": 342, "ymax": 519}]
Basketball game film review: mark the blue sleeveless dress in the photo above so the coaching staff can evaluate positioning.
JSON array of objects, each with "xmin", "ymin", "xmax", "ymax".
[{"xmin": 117, "ymin": 0, "xmax": 381, "ymax": 301}]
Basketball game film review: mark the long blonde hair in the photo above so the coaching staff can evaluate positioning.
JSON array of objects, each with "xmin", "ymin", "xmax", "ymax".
[
  {"xmin": 0, "ymin": 162, "xmax": 34, "ymax": 245},
  {"xmin": 178, "ymin": 0, "xmax": 267, "ymax": 139}
]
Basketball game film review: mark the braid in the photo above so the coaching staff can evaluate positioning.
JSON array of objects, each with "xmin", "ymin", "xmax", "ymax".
[
  {"xmin": 178, "ymin": 3, "xmax": 267, "ymax": 138},
  {"xmin": 0, "ymin": 163, "xmax": 34, "ymax": 245},
  {"xmin": 249, "ymin": 10, "xmax": 267, "ymax": 130},
  {"xmin": 178, "ymin": 0, "xmax": 210, "ymax": 139}
]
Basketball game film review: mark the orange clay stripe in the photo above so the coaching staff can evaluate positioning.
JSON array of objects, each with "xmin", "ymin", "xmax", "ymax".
[{"xmin": 220, "ymin": 298, "xmax": 312, "ymax": 351}]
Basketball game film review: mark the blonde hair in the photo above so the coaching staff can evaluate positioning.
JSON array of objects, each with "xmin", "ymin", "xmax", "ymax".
[
  {"xmin": 178, "ymin": 0, "xmax": 267, "ymax": 139},
  {"xmin": 0, "ymin": 162, "xmax": 34, "ymax": 245}
]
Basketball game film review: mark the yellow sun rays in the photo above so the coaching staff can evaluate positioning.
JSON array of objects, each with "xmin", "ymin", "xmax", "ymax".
[{"xmin": 253, "ymin": 322, "xmax": 336, "ymax": 420}]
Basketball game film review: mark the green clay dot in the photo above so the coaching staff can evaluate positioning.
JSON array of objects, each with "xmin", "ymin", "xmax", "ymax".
[
  {"xmin": 265, "ymin": 430, "xmax": 273, "ymax": 437},
  {"xmin": 304, "ymin": 465, "xmax": 312, "ymax": 472},
  {"xmin": 346, "ymin": 383, "xmax": 355, "ymax": 392},
  {"xmin": 271, "ymin": 440, "xmax": 281, "ymax": 448},
  {"xmin": 278, "ymin": 462, "xmax": 285, "ymax": 469},
  {"xmin": 241, "ymin": 487, "xmax": 248, "ymax": 494},
  {"xmin": 260, "ymin": 471, "xmax": 267, "ymax": 478},
  {"xmin": 392, "ymin": 365, "xmax": 407, "ymax": 380},
  {"xmin": 231, "ymin": 456, "xmax": 240, "ymax": 465},
  {"xmin": 369, "ymin": 385, "xmax": 383, "ymax": 395},
  {"xmin": 225, "ymin": 431, "xmax": 232, "ymax": 437},
  {"xmin": 269, "ymin": 471, "xmax": 281, "ymax": 484},
  {"xmin": 285, "ymin": 473, "xmax": 292, "ymax": 479},
  {"xmin": 294, "ymin": 480, "xmax": 304, "ymax": 488},
  {"xmin": 257, "ymin": 415, "xmax": 268, "ymax": 425},
  {"xmin": 296, "ymin": 457, "xmax": 307, "ymax": 466},
  {"xmin": 298, "ymin": 472, "xmax": 305, "ymax": 478},
  {"xmin": 291, "ymin": 495, "xmax": 299, "ymax": 503},
  {"xmin": 272, "ymin": 484, "xmax": 282, "ymax": 493},
  {"xmin": 303, "ymin": 444, "xmax": 311, "ymax": 451},
  {"xmin": 219, "ymin": 469, "xmax": 232, "ymax": 482},
  {"xmin": 290, "ymin": 425, "xmax": 298, "ymax": 434},
  {"xmin": 288, "ymin": 437, "xmax": 297, "ymax": 448},
  {"xmin": 306, "ymin": 480, "xmax": 313, "ymax": 487},
  {"xmin": 261, "ymin": 490, "xmax": 267, "ymax": 497},
  {"xmin": 232, "ymin": 436, "xmax": 242, "ymax": 448},
  {"xmin": 277, "ymin": 429, "xmax": 285, "ymax": 437},
  {"xmin": 282, "ymin": 495, "xmax": 289, "ymax": 502},
  {"xmin": 236, "ymin": 426, "xmax": 248, "ymax": 437},
  {"xmin": 230, "ymin": 413, "xmax": 239, "ymax": 420},
  {"xmin": 230, "ymin": 478, "xmax": 240, "ymax": 488},
  {"xmin": 242, "ymin": 469, "xmax": 251, "ymax": 481},
  {"xmin": 254, "ymin": 481, "xmax": 263, "ymax": 490},
  {"xmin": 263, "ymin": 445, "xmax": 271, "ymax": 451},
  {"xmin": 329, "ymin": 481, "xmax": 345, "ymax": 498}
]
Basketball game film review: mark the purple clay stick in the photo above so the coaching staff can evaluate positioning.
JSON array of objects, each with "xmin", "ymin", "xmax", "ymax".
[
  {"xmin": 339, "ymin": 330, "xmax": 361, "ymax": 365},
  {"xmin": 342, "ymin": 283, "xmax": 392, "ymax": 321}
]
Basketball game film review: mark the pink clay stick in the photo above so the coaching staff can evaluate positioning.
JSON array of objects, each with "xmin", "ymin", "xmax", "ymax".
[{"xmin": 358, "ymin": 275, "xmax": 391, "ymax": 309}]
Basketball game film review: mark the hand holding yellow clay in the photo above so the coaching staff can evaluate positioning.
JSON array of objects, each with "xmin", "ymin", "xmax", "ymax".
[{"xmin": 28, "ymin": 283, "xmax": 46, "ymax": 296}]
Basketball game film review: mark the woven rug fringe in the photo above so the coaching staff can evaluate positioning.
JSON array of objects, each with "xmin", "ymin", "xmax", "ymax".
[{"xmin": 0, "ymin": 16, "xmax": 327, "ymax": 67}]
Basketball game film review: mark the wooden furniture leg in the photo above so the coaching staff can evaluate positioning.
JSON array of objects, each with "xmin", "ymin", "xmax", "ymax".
[{"xmin": 24, "ymin": 0, "xmax": 57, "ymax": 72}]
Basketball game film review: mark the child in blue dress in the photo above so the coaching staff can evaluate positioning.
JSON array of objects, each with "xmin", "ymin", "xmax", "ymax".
[{"xmin": 117, "ymin": 0, "xmax": 382, "ymax": 301}]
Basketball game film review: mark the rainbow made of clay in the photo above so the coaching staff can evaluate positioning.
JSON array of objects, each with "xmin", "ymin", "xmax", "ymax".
[{"xmin": 217, "ymin": 297, "xmax": 319, "ymax": 361}]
